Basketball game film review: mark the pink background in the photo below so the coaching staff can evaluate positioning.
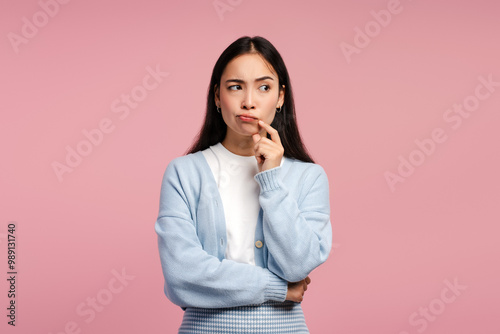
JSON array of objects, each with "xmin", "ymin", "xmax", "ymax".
[{"xmin": 1, "ymin": 0, "xmax": 499, "ymax": 333}]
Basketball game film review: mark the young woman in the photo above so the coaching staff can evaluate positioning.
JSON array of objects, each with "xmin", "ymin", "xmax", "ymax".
[{"xmin": 155, "ymin": 36, "xmax": 332, "ymax": 333}]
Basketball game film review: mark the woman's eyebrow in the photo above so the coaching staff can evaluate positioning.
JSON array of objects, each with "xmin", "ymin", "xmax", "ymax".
[{"xmin": 225, "ymin": 76, "xmax": 274, "ymax": 84}]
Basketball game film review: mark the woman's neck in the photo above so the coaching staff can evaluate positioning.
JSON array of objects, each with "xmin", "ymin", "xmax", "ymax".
[
  {"xmin": 221, "ymin": 137, "xmax": 255, "ymax": 156},
  {"xmin": 221, "ymin": 127, "xmax": 268, "ymax": 156}
]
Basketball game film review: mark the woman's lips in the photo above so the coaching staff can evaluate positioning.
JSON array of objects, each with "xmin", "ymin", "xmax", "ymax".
[{"xmin": 237, "ymin": 115, "xmax": 258, "ymax": 122}]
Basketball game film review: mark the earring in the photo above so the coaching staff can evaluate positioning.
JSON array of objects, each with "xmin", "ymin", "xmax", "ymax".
[
  {"xmin": 276, "ymin": 105, "xmax": 283, "ymax": 113},
  {"xmin": 217, "ymin": 106, "xmax": 221, "ymax": 113}
]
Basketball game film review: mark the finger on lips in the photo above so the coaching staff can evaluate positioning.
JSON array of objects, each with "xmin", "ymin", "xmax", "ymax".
[{"xmin": 257, "ymin": 120, "xmax": 281, "ymax": 144}]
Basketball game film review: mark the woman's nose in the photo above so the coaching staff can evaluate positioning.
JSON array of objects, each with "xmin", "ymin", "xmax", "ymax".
[{"xmin": 241, "ymin": 90, "xmax": 255, "ymax": 110}]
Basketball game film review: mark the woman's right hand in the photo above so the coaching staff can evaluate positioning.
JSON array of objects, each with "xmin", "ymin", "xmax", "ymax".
[{"xmin": 285, "ymin": 276, "xmax": 311, "ymax": 302}]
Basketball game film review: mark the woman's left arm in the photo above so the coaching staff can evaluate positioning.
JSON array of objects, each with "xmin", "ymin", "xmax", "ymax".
[{"xmin": 254, "ymin": 163, "xmax": 332, "ymax": 283}]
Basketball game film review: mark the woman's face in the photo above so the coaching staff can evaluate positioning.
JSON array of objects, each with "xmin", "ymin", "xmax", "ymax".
[{"xmin": 215, "ymin": 53, "xmax": 284, "ymax": 139}]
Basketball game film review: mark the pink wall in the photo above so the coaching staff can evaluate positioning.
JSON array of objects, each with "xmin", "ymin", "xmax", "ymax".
[{"xmin": 1, "ymin": 0, "xmax": 499, "ymax": 333}]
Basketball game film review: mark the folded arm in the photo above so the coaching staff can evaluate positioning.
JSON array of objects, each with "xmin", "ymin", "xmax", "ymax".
[{"xmin": 155, "ymin": 161, "xmax": 287, "ymax": 309}]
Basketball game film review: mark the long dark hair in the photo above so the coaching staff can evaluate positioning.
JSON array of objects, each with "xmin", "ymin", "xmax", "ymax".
[{"xmin": 185, "ymin": 36, "xmax": 314, "ymax": 163}]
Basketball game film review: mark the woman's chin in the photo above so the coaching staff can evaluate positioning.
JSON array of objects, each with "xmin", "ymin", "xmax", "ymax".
[{"xmin": 237, "ymin": 125, "xmax": 259, "ymax": 135}]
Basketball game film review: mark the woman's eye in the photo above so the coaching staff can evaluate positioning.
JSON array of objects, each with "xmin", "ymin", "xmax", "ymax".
[
  {"xmin": 259, "ymin": 85, "xmax": 270, "ymax": 92},
  {"xmin": 228, "ymin": 85, "xmax": 241, "ymax": 90}
]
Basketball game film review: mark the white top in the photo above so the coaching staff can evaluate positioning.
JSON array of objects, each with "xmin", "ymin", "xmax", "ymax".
[{"xmin": 202, "ymin": 142, "xmax": 283, "ymax": 265}]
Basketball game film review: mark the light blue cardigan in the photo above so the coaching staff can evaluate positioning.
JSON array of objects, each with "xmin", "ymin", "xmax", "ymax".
[{"xmin": 155, "ymin": 150, "xmax": 332, "ymax": 309}]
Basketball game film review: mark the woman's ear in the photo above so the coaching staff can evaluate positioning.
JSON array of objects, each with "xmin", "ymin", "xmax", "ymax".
[
  {"xmin": 278, "ymin": 84, "xmax": 285, "ymax": 106},
  {"xmin": 214, "ymin": 84, "xmax": 220, "ymax": 105}
]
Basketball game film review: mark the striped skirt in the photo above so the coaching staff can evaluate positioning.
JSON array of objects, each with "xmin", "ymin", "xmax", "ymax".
[{"xmin": 178, "ymin": 300, "xmax": 309, "ymax": 333}]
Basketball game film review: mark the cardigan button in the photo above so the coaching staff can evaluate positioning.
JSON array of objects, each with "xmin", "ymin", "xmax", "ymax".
[{"xmin": 255, "ymin": 240, "xmax": 263, "ymax": 248}]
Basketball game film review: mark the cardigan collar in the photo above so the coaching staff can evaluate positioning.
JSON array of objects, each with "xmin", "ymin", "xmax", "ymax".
[{"xmin": 192, "ymin": 150, "xmax": 293, "ymax": 184}]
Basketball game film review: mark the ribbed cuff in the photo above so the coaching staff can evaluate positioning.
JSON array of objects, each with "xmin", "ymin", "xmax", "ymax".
[
  {"xmin": 254, "ymin": 167, "xmax": 282, "ymax": 193},
  {"xmin": 264, "ymin": 271, "xmax": 287, "ymax": 302}
]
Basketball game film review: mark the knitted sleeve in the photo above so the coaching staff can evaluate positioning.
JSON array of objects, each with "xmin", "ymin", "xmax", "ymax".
[
  {"xmin": 155, "ymin": 158, "xmax": 287, "ymax": 309},
  {"xmin": 254, "ymin": 163, "xmax": 332, "ymax": 282}
]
